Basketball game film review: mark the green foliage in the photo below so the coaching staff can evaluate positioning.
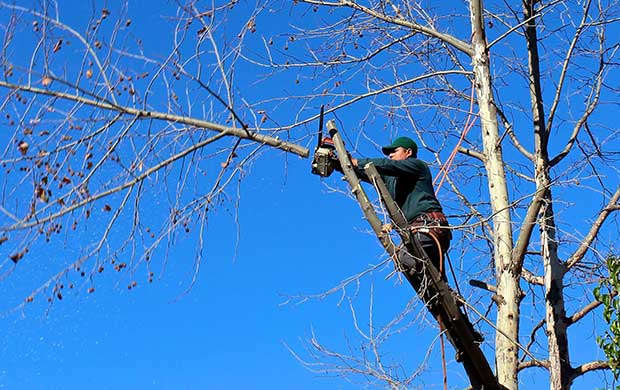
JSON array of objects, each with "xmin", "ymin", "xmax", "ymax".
[{"xmin": 595, "ymin": 255, "xmax": 620, "ymax": 385}]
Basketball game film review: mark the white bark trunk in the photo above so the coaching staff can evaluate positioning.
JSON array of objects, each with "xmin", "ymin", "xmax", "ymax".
[{"xmin": 470, "ymin": 2, "xmax": 520, "ymax": 389}]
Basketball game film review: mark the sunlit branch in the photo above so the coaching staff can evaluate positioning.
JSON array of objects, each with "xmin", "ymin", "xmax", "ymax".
[
  {"xmin": 566, "ymin": 299, "xmax": 603, "ymax": 326},
  {"xmin": 1, "ymin": 132, "xmax": 229, "ymax": 232},
  {"xmin": 570, "ymin": 361, "xmax": 611, "ymax": 379},
  {"xmin": 242, "ymin": 32, "xmax": 418, "ymax": 68},
  {"xmin": 518, "ymin": 359, "xmax": 550, "ymax": 371},
  {"xmin": 262, "ymin": 70, "xmax": 472, "ymax": 132},
  {"xmin": 496, "ymin": 106, "xmax": 533, "ymax": 161},
  {"xmin": 487, "ymin": 0, "xmax": 563, "ymax": 49},
  {"xmin": 0, "ymin": 80, "xmax": 309, "ymax": 157},
  {"xmin": 545, "ymin": 0, "xmax": 593, "ymax": 133},
  {"xmin": 549, "ymin": 39, "xmax": 604, "ymax": 167},
  {"xmin": 298, "ymin": 0, "xmax": 473, "ymax": 56},
  {"xmin": 0, "ymin": 1, "xmax": 118, "ymax": 105}
]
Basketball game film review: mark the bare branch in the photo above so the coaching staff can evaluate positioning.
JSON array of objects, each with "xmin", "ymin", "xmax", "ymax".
[
  {"xmin": 545, "ymin": 0, "xmax": 593, "ymax": 133},
  {"xmin": 566, "ymin": 299, "xmax": 602, "ymax": 326},
  {"xmin": 458, "ymin": 146, "xmax": 485, "ymax": 161},
  {"xmin": 570, "ymin": 361, "xmax": 611, "ymax": 381},
  {"xmin": 0, "ymin": 81, "xmax": 309, "ymax": 157},
  {"xmin": 518, "ymin": 359, "xmax": 550, "ymax": 371},
  {"xmin": 300, "ymin": 0, "xmax": 473, "ymax": 55},
  {"xmin": 567, "ymin": 188, "xmax": 620, "ymax": 269},
  {"xmin": 2, "ymin": 132, "xmax": 229, "ymax": 232}
]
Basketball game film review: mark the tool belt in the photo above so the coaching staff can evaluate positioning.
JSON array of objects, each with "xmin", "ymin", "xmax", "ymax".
[{"xmin": 409, "ymin": 211, "xmax": 452, "ymax": 249}]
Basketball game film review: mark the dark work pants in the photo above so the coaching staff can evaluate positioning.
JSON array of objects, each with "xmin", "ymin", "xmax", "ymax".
[{"xmin": 397, "ymin": 232, "xmax": 447, "ymax": 279}]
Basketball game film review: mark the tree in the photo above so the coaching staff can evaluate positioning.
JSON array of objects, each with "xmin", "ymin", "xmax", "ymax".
[{"xmin": 1, "ymin": 1, "xmax": 619, "ymax": 389}]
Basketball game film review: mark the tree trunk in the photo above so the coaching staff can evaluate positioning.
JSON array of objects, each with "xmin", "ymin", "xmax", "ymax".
[
  {"xmin": 470, "ymin": 1, "xmax": 520, "ymax": 389},
  {"xmin": 523, "ymin": 2, "xmax": 572, "ymax": 388}
]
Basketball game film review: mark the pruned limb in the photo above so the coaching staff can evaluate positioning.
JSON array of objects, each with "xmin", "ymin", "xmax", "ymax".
[
  {"xmin": 361, "ymin": 165, "xmax": 502, "ymax": 390},
  {"xmin": 326, "ymin": 120, "xmax": 398, "ymax": 257},
  {"xmin": 458, "ymin": 146, "xmax": 485, "ymax": 161},
  {"xmin": 0, "ymin": 81, "xmax": 309, "ymax": 158},
  {"xmin": 327, "ymin": 120, "xmax": 502, "ymax": 390}
]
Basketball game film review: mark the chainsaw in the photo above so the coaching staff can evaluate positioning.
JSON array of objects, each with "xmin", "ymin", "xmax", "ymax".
[{"xmin": 310, "ymin": 105, "xmax": 338, "ymax": 177}]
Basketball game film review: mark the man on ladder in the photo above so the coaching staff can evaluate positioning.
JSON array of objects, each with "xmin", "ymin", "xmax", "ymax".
[{"xmin": 347, "ymin": 136, "xmax": 451, "ymax": 279}]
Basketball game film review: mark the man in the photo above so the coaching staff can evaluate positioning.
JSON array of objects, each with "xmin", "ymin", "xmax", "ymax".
[
  {"xmin": 349, "ymin": 136, "xmax": 451, "ymax": 276},
  {"xmin": 345, "ymin": 136, "xmax": 484, "ymax": 346}
]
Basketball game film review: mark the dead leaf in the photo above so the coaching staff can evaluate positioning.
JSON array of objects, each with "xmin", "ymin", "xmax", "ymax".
[
  {"xmin": 35, "ymin": 186, "xmax": 49, "ymax": 203},
  {"xmin": 246, "ymin": 19, "xmax": 256, "ymax": 33},
  {"xmin": 53, "ymin": 39, "xmax": 62, "ymax": 53},
  {"xmin": 41, "ymin": 76, "xmax": 52, "ymax": 86},
  {"xmin": 17, "ymin": 140, "xmax": 29, "ymax": 155},
  {"xmin": 85, "ymin": 69, "xmax": 93, "ymax": 79},
  {"xmin": 9, "ymin": 251, "xmax": 24, "ymax": 263}
]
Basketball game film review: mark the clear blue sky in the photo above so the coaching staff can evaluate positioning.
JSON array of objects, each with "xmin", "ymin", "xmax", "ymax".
[{"xmin": 0, "ymin": 1, "xmax": 617, "ymax": 389}]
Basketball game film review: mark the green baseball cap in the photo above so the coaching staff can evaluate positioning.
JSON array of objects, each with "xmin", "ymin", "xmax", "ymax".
[{"xmin": 381, "ymin": 136, "xmax": 418, "ymax": 157}]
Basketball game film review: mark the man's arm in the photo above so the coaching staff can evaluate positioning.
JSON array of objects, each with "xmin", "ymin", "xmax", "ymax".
[
  {"xmin": 356, "ymin": 157, "xmax": 424, "ymax": 177},
  {"xmin": 334, "ymin": 156, "xmax": 371, "ymax": 182}
]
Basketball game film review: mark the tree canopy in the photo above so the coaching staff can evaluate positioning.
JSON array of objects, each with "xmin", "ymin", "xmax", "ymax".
[{"xmin": 1, "ymin": 1, "xmax": 619, "ymax": 389}]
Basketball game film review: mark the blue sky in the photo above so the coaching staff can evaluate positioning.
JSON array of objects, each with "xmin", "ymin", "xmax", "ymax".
[
  {"xmin": 0, "ymin": 1, "xmax": 618, "ymax": 389},
  {"xmin": 0, "ymin": 152, "xmax": 435, "ymax": 390}
]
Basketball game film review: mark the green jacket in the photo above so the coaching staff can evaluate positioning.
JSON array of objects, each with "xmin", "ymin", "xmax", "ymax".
[{"xmin": 355, "ymin": 157, "xmax": 442, "ymax": 222}]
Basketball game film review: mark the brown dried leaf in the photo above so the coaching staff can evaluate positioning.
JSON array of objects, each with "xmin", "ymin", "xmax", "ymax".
[
  {"xmin": 246, "ymin": 19, "xmax": 256, "ymax": 33},
  {"xmin": 17, "ymin": 140, "xmax": 29, "ymax": 155},
  {"xmin": 53, "ymin": 39, "xmax": 62, "ymax": 53},
  {"xmin": 41, "ymin": 76, "xmax": 52, "ymax": 86},
  {"xmin": 9, "ymin": 250, "xmax": 24, "ymax": 263},
  {"xmin": 35, "ymin": 186, "xmax": 49, "ymax": 203},
  {"xmin": 85, "ymin": 69, "xmax": 93, "ymax": 79}
]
